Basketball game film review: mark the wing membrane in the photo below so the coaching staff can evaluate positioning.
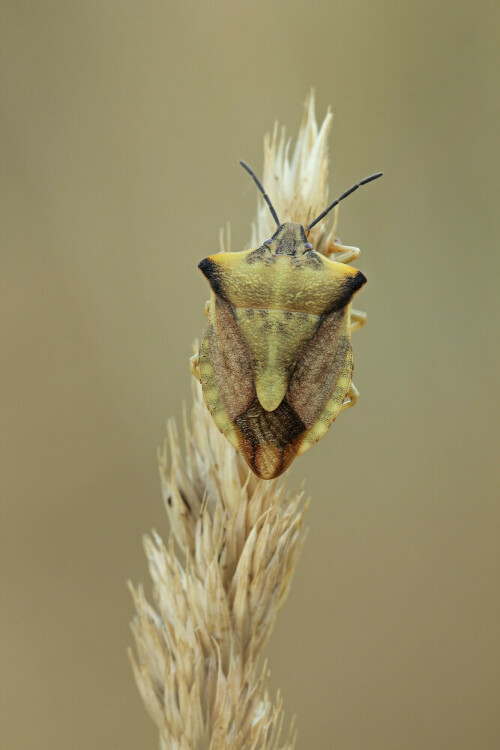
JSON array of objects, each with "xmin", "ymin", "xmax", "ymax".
[{"xmin": 287, "ymin": 308, "xmax": 352, "ymax": 429}]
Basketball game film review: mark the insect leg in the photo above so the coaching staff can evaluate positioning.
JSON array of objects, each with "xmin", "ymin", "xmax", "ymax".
[
  {"xmin": 189, "ymin": 352, "xmax": 201, "ymax": 382},
  {"xmin": 350, "ymin": 309, "xmax": 367, "ymax": 332},
  {"xmin": 340, "ymin": 382, "xmax": 359, "ymax": 411},
  {"xmin": 328, "ymin": 242, "xmax": 360, "ymax": 264}
]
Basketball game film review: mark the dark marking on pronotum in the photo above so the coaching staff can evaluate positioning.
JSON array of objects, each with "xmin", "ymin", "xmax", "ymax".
[
  {"xmin": 304, "ymin": 251, "xmax": 323, "ymax": 267},
  {"xmin": 325, "ymin": 271, "xmax": 367, "ymax": 314},
  {"xmin": 246, "ymin": 247, "xmax": 278, "ymax": 266},
  {"xmin": 245, "ymin": 247, "xmax": 267, "ymax": 263},
  {"xmin": 198, "ymin": 258, "xmax": 225, "ymax": 299}
]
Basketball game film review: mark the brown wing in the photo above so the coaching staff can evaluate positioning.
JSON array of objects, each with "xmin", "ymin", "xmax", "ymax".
[
  {"xmin": 208, "ymin": 295, "xmax": 256, "ymax": 420},
  {"xmin": 234, "ymin": 398, "xmax": 306, "ymax": 480},
  {"xmin": 286, "ymin": 308, "xmax": 351, "ymax": 429}
]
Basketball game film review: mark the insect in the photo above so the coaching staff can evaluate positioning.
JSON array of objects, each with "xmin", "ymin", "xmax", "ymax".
[{"xmin": 191, "ymin": 161, "xmax": 382, "ymax": 479}]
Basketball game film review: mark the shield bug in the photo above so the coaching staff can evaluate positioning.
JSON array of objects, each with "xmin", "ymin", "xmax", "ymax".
[{"xmin": 192, "ymin": 161, "xmax": 382, "ymax": 480}]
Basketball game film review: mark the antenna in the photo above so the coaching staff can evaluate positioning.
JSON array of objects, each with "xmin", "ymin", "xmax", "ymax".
[
  {"xmin": 307, "ymin": 172, "xmax": 383, "ymax": 231},
  {"xmin": 239, "ymin": 160, "xmax": 280, "ymax": 228}
]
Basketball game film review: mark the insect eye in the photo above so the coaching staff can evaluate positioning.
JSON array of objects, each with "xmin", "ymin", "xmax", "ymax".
[
  {"xmin": 263, "ymin": 239, "xmax": 272, "ymax": 246},
  {"xmin": 304, "ymin": 242, "xmax": 313, "ymax": 250}
]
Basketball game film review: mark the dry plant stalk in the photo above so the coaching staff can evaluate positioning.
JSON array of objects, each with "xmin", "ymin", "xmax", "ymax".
[
  {"xmin": 129, "ymin": 93, "xmax": 363, "ymax": 749},
  {"xmin": 129, "ymin": 383, "xmax": 306, "ymax": 749}
]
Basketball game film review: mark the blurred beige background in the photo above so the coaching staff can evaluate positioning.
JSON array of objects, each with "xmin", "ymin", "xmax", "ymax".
[{"xmin": 1, "ymin": 1, "xmax": 499, "ymax": 749}]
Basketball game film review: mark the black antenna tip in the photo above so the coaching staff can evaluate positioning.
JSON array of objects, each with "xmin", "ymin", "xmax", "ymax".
[
  {"xmin": 238, "ymin": 159, "xmax": 280, "ymax": 227},
  {"xmin": 307, "ymin": 169, "xmax": 383, "ymax": 231},
  {"xmin": 362, "ymin": 171, "xmax": 384, "ymax": 184}
]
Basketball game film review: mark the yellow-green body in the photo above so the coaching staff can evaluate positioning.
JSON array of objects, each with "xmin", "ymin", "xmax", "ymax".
[{"xmin": 197, "ymin": 223, "xmax": 366, "ymax": 479}]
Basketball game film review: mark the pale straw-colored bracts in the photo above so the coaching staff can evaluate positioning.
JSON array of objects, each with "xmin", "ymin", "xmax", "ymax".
[
  {"xmin": 129, "ymin": 93, "xmax": 358, "ymax": 749},
  {"xmin": 129, "ymin": 381, "xmax": 306, "ymax": 749}
]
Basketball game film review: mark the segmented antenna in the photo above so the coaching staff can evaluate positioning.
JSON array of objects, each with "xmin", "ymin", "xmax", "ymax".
[
  {"xmin": 239, "ymin": 160, "xmax": 280, "ymax": 228},
  {"xmin": 307, "ymin": 172, "xmax": 383, "ymax": 231}
]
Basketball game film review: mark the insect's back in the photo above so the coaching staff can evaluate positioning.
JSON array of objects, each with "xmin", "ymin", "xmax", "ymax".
[
  {"xmin": 233, "ymin": 307, "xmax": 320, "ymax": 412},
  {"xmin": 198, "ymin": 223, "xmax": 366, "ymax": 479}
]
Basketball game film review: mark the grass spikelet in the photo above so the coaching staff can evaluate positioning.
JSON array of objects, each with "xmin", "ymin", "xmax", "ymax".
[{"xmin": 129, "ymin": 91, "xmax": 359, "ymax": 749}]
